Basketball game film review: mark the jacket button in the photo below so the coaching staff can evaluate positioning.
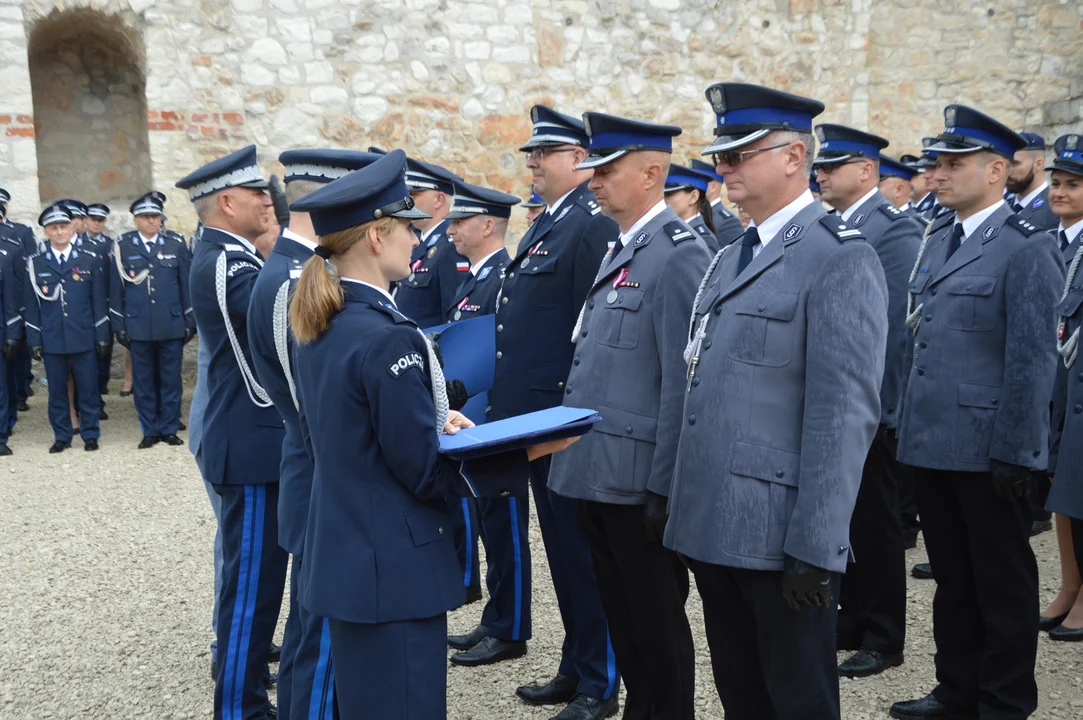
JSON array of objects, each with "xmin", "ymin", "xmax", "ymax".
[
  {"xmin": 496, "ymin": 351, "xmax": 502, "ymax": 359},
  {"xmin": 557, "ymin": 382, "xmax": 564, "ymax": 389},
  {"xmin": 508, "ymin": 272, "xmax": 514, "ymax": 279},
  {"xmin": 565, "ymin": 387, "xmax": 572, "ymax": 395},
  {"xmin": 691, "ymin": 376, "xmax": 700, "ymax": 387},
  {"xmin": 930, "ymin": 287, "xmax": 937, "ymax": 296},
  {"xmin": 502, "ymin": 297, "xmax": 508, "ymax": 304},
  {"xmin": 919, "ymin": 341, "xmax": 927, "ymax": 349},
  {"xmin": 991, "ymin": 399, "xmax": 998, "ymax": 406},
  {"xmin": 688, "ymin": 414, "xmax": 696, "ymax": 425},
  {"xmin": 775, "ymin": 470, "xmax": 784, "ymax": 478},
  {"xmin": 588, "ymin": 300, "xmax": 594, "ymax": 309},
  {"xmin": 839, "ymin": 546, "xmax": 847, "ymax": 554},
  {"xmin": 703, "ymin": 340, "xmax": 712, "ymax": 350},
  {"xmin": 757, "ymin": 303, "xmax": 766, "ymax": 311},
  {"xmin": 1076, "ymin": 404, "xmax": 1082, "ymax": 414},
  {"xmin": 1078, "ymin": 372, "xmax": 1083, "ymax": 382},
  {"xmin": 924, "ymin": 314, "xmax": 932, "ymax": 322},
  {"xmin": 714, "ymin": 302, "xmax": 723, "ymax": 315},
  {"xmin": 573, "ymin": 358, "xmax": 580, "ymax": 366},
  {"xmin": 581, "ymin": 329, "xmax": 588, "ymax": 338},
  {"xmin": 1033, "ymin": 450, "xmax": 1041, "ymax": 458},
  {"xmin": 917, "ymin": 368, "xmax": 925, "ymax": 376},
  {"xmin": 626, "ymin": 426, "xmax": 633, "ymax": 434},
  {"xmin": 496, "ymin": 324, "xmax": 503, "ymax": 332},
  {"xmin": 438, "ymin": 527, "xmax": 444, "ymax": 535}
]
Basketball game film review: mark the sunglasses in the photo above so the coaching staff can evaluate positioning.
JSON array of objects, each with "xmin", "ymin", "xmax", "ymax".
[
  {"xmin": 524, "ymin": 147, "xmax": 578, "ymax": 162},
  {"xmin": 710, "ymin": 142, "xmax": 792, "ymax": 169},
  {"xmin": 816, "ymin": 159, "xmax": 869, "ymax": 175}
]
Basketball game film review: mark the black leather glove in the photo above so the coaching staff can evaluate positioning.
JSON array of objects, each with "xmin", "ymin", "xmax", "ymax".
[
  {"xmin": 96, "ymin": 341, "xmax": 112, "ymax": 359},
  {"xmin": 30, "ymin": 346, "xmax": 43, "ymax": 362},
  {"xmin": 183, "ymin": 328, "xmax": 196, "ymax": 344},
  {"xmin": 426, "ymin": 332, "xmax": 444, "ymax": 368},
  {"xmin": 881, "ymin": 426, "xmax": 899, "ymax": 458},
  {"xmin": 781, "ymin": 554, "xmax": 837, "ymax": 611},
  {"xmin": 115, "ymin": 331, "xmax": 130, "ymax": 349},
  {"xmin": 269, "ymin": 174, "xmax": 290, "ymax": 226},
  {"xmin": 643, "ymin": 491, "xmax": 669, "ymax": 543},
  {"xmin": 3, "ymin": 338, "xmax": 19, "ymax": 360},
  {"xmin": 990, "ymin": 459, "xmax": 1033, "ymax": 501},
  {"xmin": 446, "ymin": 379, "xmax": 468, "ymax": 411}
]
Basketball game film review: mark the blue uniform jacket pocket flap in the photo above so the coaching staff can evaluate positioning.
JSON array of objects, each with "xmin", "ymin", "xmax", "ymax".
[
  {"xmin": 407, "ymin": 272, "xmax": 434, "ymax": 288},
  {"xmin": 405, "ymin": 508, "xmax": 447, "ymax": 547},
  {"xmin": 730, "ymin": 441, "xmax": 800, "ymax": 487},
  {"xmin": 603, "ymin": 287, "xmax": 645, "ymax": 312},
  {"xmin": 1058, "ymin": 291, "xmax": 1083, "ymax": 318},
  {"xmin": 527, "ymin": 361, "xmax": 570, "ymax": 392},
  {"xmin": 908, "ymin": 274, "xmax": 931, "ymax": 294},
  {"xmin": 594, "ymin": 404, "xmax": 657, "ymax": 443},
  {"xmin": 524, "ymin": 256, "xmax": 559, "ymax": 275},
  {"xmin": 957, "ymin": 382, "xmax": 1001, "ymax": 409},
  {"xmin": 946, "ymin": 276, "xmax": 997, "ymax": 296},
  {"xmin": 734, "ymin": 293, "xmax": 798, "ymax": 321}
]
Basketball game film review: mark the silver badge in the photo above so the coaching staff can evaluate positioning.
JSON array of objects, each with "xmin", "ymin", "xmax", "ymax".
[
  {"xmin": 454, "ymin": 310, "xmax": 462, "ymax": 321},
  {"xmin": 945, "ymin": 106, "xmax": 957, "ymax": 127},
  {"xmin": 709, "ymin": 87, "xmax": 725, "ymax": 115},
  {"xmin": 983, "ymin": 226, "xmax": 996, "ymax": 239},
  {"xmin": 1068, "ymin": 135, "xmax": 1079, "ymax": 151},
  {"xmin": 521, "ymin": 257, "xmax": 530, "ymax": 269},
  {"xmin": 784, "ymin": 224, "xmax": 802, "ymax": 240},
  {"xmin": 853, "ymin": 214, "xmax": 865, "ymax": 225},
  {"xmin": 607, "ymin": 290, "xmax": 619, "ymax": 304},
  {"xmin": 531, "ymin": 106, "xmax": 539, "ymax": 123}
]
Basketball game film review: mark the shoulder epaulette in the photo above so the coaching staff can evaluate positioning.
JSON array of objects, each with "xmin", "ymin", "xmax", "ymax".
[
  {"xmin": 1007, "ymin": 215, "xmax": 1043, "ymax": 236},
  {"xmin": 664, "ymin": 221, "xmax": 696, "ymax": 245},
  {"xmin": 878, "ymin": 203, "xmax": 907, "ymax": 221},
  {"xmin": 818, "ymin": 215, "xmax": 864, "ymax": 242},
  {"xmin": 221, "ymin": 243, "xmax": 248, "ymax": 253},
  {"xmin": 578, "ymin": 195, "xmax": 602, "ymax": 216}
]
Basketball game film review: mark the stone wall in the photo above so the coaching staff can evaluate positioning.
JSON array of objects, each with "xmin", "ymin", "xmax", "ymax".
[{"xmin": 0, "ymin": 0, "xmax": 1080, "ymax": 240}]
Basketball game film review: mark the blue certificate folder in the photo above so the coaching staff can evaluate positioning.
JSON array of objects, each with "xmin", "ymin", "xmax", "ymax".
[
  {"xmin": 439, "ymin": 406, "xmax": 601, "ymax": 461},
  {"xmin": 423, "ymin": 315, "xmax": 495, "ymax": 397}
]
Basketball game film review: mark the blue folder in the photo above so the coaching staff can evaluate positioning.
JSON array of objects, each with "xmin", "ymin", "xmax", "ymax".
[
  {"xmin": 423, "ymin": 314, "xmax": 495, "ymax": 397},
  {"xmin": 460, "ymin": 391, "xmax": 489, "ymax": 427},
  {"xmin": 440, "ymin": 406, "xmax": 601, "ymax": 461}
]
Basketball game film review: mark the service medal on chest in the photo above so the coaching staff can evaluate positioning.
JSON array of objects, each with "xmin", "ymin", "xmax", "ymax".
[
  {"xmin": 454, "ymin": 310, "xmax": 462, "ymax": 321},
  {"xmin": 606, "ymin": 290, "xmax": 618, "ymax": 304}
]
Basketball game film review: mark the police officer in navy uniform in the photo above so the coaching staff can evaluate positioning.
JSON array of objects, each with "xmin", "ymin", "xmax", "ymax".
[
  {"xmin": 394, "ymin": 157, "xmax": 471, "ymax": 329},
  {"xmin": 0, "ymin": 213, "xmax": 22, "ymax": 455},
  {"xmin": 1007, "ymin": 132, "xmax": 1058, "ymax": 233},
  {"xmin": 890, "ymin": 106, "xmax": 1063, "ymax": 720},
  {"xmin": 813, "ymin": 124, "xmax": 925, "ymax": 679},
  {"xmin": 25, "ymin": 203, "xmax": 111, "ymax": 453},
  {"xmin": 497, "ymin": 104, "xmax": 620, "ymax": 720},
  {"xmin": 0, "ymin": 187, "xmax": 35, "ymax": 417},
  {"xmin": 664, "ymin": 163, "xmax": 721, "ymax": 252},
  {"xmin": 286, "ymin": 149, "xmax": 563, "ymax": 720},
  {"xmin": 690, "ymin": 158, "xmax": 745, "ymax": 246},
  {"xmin": 665, "ymin": 83, "xmax": 889, "ymax": 720},
  {"xmin": 1045, "ymin": 133, "xmax": 1083, "ymax": 641},
  {"xmin": 548, "ymin": 112, "xmax": 708, "ymax": 720},
  {"xmin": 248, "ymin": 148, "xmax": 380, "ymax": 720},
  {"xmin": 438, "ymin": 182, "xmax": 534, "ymax": 668},
  {"xmin": 178, "ymin": 145, "xmax": 287, "ymax": 720},
  {"xmin": 111, "ymin": 194, "xmax": 194, "ymax": 448}
]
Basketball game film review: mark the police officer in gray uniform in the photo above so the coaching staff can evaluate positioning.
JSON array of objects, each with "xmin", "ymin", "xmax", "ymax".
[
  {"xmin": 548, "ymin": 112, "xmax": 707, "ymax": 720},
  {"xmin": 664, "ymin": 83, "xmax": 889, "ymax": 720},
  {"xmin": 1007, "ymin": 132, "xmax": 1058, "ymax": 232},
  {"xmin": 814, "ymin": 124, "xmax": 924, "ymax": 679},
  {"xmin": 891, "ymin": 106, "xmax": 1063, "ymax": 720},
  {"xmin": 690, "ymin": 158, "xmax": 744, "ymax": 247}
]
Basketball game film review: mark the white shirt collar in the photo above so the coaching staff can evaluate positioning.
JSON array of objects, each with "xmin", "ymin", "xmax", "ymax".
[
  {"xmin": 618, "ymin": 200, "xmax": 668, "ymax": 248},
  {"xmin": 139, "ymin": 232, "xmax": 158, "ymax": 246},
  {"xmin": 1060, "ymin": 218, "xmax": 1083, "ymax": 245},
  {"xmin": 470, "ymin": 248, "xmax": 502, "ymax": 276},
  {"xmin": 955, "ymin": 199, "xmax": 1005, "ymax": 242},
  {"xmin": 840, "ymin": 187, "xmax": 880, "ymax": 222},
  {"xmin": 750, "ymin": 190, "xmax": 816, "ymax": 249},
  {"xmin": 419, "ymin": 222, "xmax": 443, "ymax": 244},
  {"xmin": 917, "ymin": 192, "xmax": 933, "ymax": 206},
  {"xmin": 1019, "ymin": 182, "xmax": 1048, "ymax": 208},
  {"xmin": 341, "ymin": 277, "xmax": 396, "ymax": 306},
  {"xmin": 282, "ymin": 227, "xmax": 319, "ymax": 253},
  {"xmin": 899, "ymin": 202, "xmax": 912, "ymax": 212},
  {"xmin": 208, "ymin": 226, "xmax": 258, "ymax": 256},
  {"xmin": 709, "ymin": 197, "xmax": 722, "ymax": 207},
  {"xmin": 547, "ymin": 187, "xmax": 577, "ymax": 217},
  {"xmin": 685, "ymin": 212, "xmax": 704, "ymax": 225}
]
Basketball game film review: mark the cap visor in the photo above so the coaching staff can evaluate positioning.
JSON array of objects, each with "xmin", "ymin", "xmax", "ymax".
[
  {"xmin": 812, "ymin": 154, "xmax": 855, "ymax": 167},
  {"xmin": 133, "ymin": 210, "xmax": 163, "ymax": 217},
  {"xmin": 238, "ymin": 178, "xmax": 271, "ymax": 189},
  {"xmin": 923, "ymin": 140, "xmax": 982, "ymax": 155},
  {"xmin": 1049, "ymin": 160, "xmax": 1083, "ymax": 177},
  {"xmin": 576, "ymin": 150, "xmax": 628, "ymax": 170},
  {"xmin": 392, "ymin": 207, "xmax": 432, "ymax": 220},
  {"xmin": 518, "ymin": 138, "xmax": 568, "ymax": 152},
  {"xmin": 701, "ymin": 129, "xmax": 771, "ymax": 155},
  {"xmin": 663, "ymin": 184, "xmax": 693, "ymax": 194}
]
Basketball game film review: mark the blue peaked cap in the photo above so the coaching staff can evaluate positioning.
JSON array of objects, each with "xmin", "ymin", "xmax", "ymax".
[
  {"xmin": 702, "ymin": 82, "xmax": 824, "ymax": 155},
  {"xmin": 289, "ymin": 149, "xmax": 431, "ymax": 236},
  {"xmin": 175, "ymin": 144, "xmax": 269, "ymax": 201},
  {"xmin": 1019, "ymin": 132, "xmax": 1046, "ymax": 150},
  {"xmin": 520, "ymin": 105, "xmax": 589, "ymax": 151},
  {"xmin": 664, "ymin": 164, "xmax": 715, "ymax": 193},
  {"xmin": 39, "ymin": 202, "xmax": 73, "ymax": 227},
  {"xmin": 925, "ymin": 105, "xmax": 1027, "ymax": 160},
  {"xmin": 689, "ymin": 158, "xmax": 725, "ymax": 183},
  {"xmin": 578, "ymin": 112, "xmax": 681, "ymax": 170},
  {"xmin": 878, "ymin": 154, "xmax": 918, "ymax": 181},
  {"xmin": 1050, "ymin": 134, "xmax": 1083, "ymax": 177},
  {"xmin": 446, "ymin": 181, "xmax": 521, "ymax": 220},
  {"xmin": 280, "ymin": 149, "xmax": 383, "ymax": 184},
  {"xmin": 814, "ymin": 123, "xmax": 889, "ymax": 165},
  {"xmin": 405, "ymin": 157, "xmax": 462, "ymax": 195}
]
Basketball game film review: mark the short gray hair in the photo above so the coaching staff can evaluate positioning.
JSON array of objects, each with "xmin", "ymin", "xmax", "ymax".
[
  {"xmin": 191, "ymin": 193, "xmax": 218, "ymax": 223},
  {"xmin": 774, "ymin": 130, "xmax": 816, "ymax": 175}
]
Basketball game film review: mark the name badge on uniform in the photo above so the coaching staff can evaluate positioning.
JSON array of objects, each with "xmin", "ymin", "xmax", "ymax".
[{"xmin": 427, "ymin": 246, "xmax": 438, "ymax": 259}]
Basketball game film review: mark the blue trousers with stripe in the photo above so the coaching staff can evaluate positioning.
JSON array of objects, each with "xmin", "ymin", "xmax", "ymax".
[
  {"xmin": 329, "ymin": 614, "xmax": 447, "ymax": 720},
  {"xmin": 479, "ymin": 496, "xmax": 532, "ymax": 641},
  {"xmin": 278, "ymin": 556, "xmax": 334, "ymax": 720},
  {"xmin": 130, "ymin": 339, "xmax": 184, "ymax": 437},
  {"xmin": 531, "ymin": 456, "xmax": 619, "ymax": 700},
  {"xmin": 44, "ymin": 351, "xmax": 99, "ymax": 442},
  {"xmin": 214, "ymin": 483, "xmax": 288, "ymax": 720},
  {"xmin": 5, "ymin": 349, "xmax": 19, "ymax": 433},
  {"xmin": 449, "ymin": 497, "xmax": 481, "ymax": 591}
]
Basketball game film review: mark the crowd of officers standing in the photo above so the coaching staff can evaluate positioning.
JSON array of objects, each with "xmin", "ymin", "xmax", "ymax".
[
  {"xmin": 6, "ymin": 77, "xmax": 1083, "ymax": 720},
  {"xmin": 0, "ymin": 191, "xmax": 196, "ymax": 454}
]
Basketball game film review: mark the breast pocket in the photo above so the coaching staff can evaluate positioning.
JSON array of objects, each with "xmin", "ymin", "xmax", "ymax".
[
  {"xmin": 597, "ymin": 288, "xmax": 645, "ymax": 350},
  {"xmin": 944, "ymin": 276, "xmax": 997, "ymax": 332},
  {"xmin": 1057, "ymin": 290, "xmax": 1083, "ymax": 319},
  {"xmin": 727, "ymin": 292, "xmax": 798, "ymax": 367}
]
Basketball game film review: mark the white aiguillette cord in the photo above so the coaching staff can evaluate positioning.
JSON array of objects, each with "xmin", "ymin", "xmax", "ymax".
[
  {"xmin": 215, "ymin": 249, "xmax": 273, "ymax": 408},
  {"xmin": 1058, "ymin": 242, "xmax": 1083, "ymax": 368}
]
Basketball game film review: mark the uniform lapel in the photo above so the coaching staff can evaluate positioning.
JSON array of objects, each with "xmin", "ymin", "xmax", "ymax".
[
  {"xmin": 717, "ymin": 203, "xmax": 824, "ymax": 303},
  {"xmin": 932, "ymin": 204, "xmax": 1011, "ymax": 284},
  {"xmin": 847, "ymin": 190, "xmax": 885, "ymax": 229},
  {"xmin": 592, "ymin": 208, "xmax": 673, "ymax": 291}
]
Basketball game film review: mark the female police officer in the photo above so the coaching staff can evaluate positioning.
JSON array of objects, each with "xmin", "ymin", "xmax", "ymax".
[{"xmin": 287, "ymin": 149, "xmax": 574, "ymax": 719}]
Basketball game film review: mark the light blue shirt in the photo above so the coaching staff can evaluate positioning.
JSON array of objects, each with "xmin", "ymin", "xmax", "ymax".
[{"xmin": 188, "ymin": 338, "xmax": 210, "ymax": 469}]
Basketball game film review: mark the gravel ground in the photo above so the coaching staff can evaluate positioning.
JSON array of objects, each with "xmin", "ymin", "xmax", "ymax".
[{"xmin": 2, "ymin": 378, "xmax": 1082, "ymax": 719}]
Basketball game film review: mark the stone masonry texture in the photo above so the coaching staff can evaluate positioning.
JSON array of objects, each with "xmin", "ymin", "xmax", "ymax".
[{"xmin": 0, "ymin": 0, "xmax": 1080, "ymax": 239}]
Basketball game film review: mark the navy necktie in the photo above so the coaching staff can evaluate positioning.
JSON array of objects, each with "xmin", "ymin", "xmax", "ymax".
[
  {"xmin": 736, "ymin": 227, "xmax": 761, "ymax": 274},
  {"xmin": 1060, "ymin": 230, "xmax": 1070, "ymax": 254},
  {"xmin": 1012, "ymin": 200, "xmax": 1024, "ymax": 214},
  {"xmin": 946, "ymin": 223, "xmax": 965, "ymax": 259}
]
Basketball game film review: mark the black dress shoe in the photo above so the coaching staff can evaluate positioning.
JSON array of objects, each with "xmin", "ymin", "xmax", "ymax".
[
  {"xmin": 84, "ymin": 439, "xmax": 99, "ymax": 451},
  {"xmin": 99, "ymin": 410, "xmax": 109, "ymax": 421},
  {"xmin": 266, "ymin": 704, "xmax": 277, "ymax": 719},
  {"xmin": 178, "ymin": 421, "xmax": 187, "ymax": 431},
  {"xmin": 1039, "ymin": 612, "xmax": 1069, "ymax": 632},
  {"xmin": 517, "ymin": 673, "xmax": 578, "ymax": 706},
  {"xmin": 1048, "ymin": 623, "xmax": 1083, "ymax": 641},
  {"xmin": 449, "ymin": 636, "xmax": 526, "ymax": 666},
  {"xmin": 911, "ymin": 562, "xmax": 933, "ymax": 580},
  {"xmin": 1030, "ymin": 518, "xmax": 1053, "ymax": 537},
  {"xmin": 903, "ymin": 533, "xmax": 918, "ymax": 550},
  {"xmin": 49, "ymin": 440, "xmax": 71, "ymax": 454},
  {"xmin": 448, "ymin": 624, "xmax": 489, "ymax": 651},
  {"xmin": 263, "ymin": 671, "xmax": 277, "ymax": 689},
  {"xmin": 162, "ymin": 434, "xmax": 185, "ymax": 446},
  {"xmin": 0, "ymin": 443, "xmax": 11, "ymax": 456},
  {"xmin": 138, "ymin": 436, "xmax": 159, "ymax": 449},
  {"xmin": 17, "ymin": 401, "xmax": 29, "ymax": 412},
  {"xmin": 838, "ymin": 649, "xmax": 904, "ymax": 678},
  {"xmin": 119, "ymin": 389, "xmax": 133, "ymax": 397},
  {"xmin": 268, "ymin": 642, "xmax": 281, "ymax": 662},
  {"xmin": 890, "ymin": 694, "xmax": 975, "ymax": 719},
  {"xmin": 550, "ymin": 694, "xmax": 619, "ymax": 720}
]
